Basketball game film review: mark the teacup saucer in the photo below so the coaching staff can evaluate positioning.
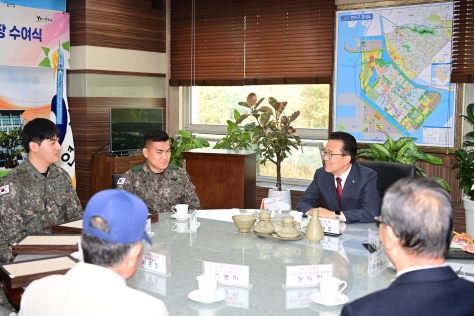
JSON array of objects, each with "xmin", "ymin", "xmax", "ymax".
[
  {"xmin": 188, "ymin": 289, "xmax": 227, "ymax": 304},
  {"xmin": 171, "ymin": 214, "xmax": 191, "ymax": 220},
  {"xmin": 310, "ymin": 293, "xmax": 349, "ymax": 306}
]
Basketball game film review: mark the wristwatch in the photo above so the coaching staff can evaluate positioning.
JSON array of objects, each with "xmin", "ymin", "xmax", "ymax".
[{"xmin": 335, "ymin": 210, "xmax": 341, "ymax": 221}]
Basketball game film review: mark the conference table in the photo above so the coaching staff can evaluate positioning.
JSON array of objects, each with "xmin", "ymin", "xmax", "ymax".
[
  {"xmin": 123, "ymin": 209, "xmax": 473, "ymax": 316},
  {"xmin": 9, "ymin": 209, "xmax": 473, "ymax": 315}
]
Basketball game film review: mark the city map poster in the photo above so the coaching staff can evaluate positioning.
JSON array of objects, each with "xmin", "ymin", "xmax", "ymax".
[{"xmin": 334, "ymin": 2, "xmax": 456, "ymax": 147}]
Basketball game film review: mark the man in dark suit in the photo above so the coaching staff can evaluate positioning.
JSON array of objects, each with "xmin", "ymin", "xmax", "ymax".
[
  {"xmin": 342, "ymin": 177, "xmax": 474, "ymax": 316},
  {"xmin": 296, "ymin": 132, "xmax": 379, "ymax": 223}
]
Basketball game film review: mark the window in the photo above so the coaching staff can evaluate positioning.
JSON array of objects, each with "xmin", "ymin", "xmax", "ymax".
[{"xmin": 183, "ymin": 84, "xmax": 329, "ymax": 182}]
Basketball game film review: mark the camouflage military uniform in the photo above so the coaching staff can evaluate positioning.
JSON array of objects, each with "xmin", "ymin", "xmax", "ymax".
[
  {"xmin": 0, "ymin": 159, "xmax": 83, "ymax": 263},
  {"xmin": 116, "ymin": 162, "xmax": 201, "ymax": 214}
]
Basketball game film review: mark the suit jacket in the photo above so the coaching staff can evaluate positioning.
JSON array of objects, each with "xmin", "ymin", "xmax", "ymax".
[
  {"xmin": 18, "ymin": 262, "xmax": 169, "ymax": 316},
  {"xmin": 296, "ymin": 162, "xmax": 380, "ymax": 223},
  {"xmin": 341, "ymin": 266, "xmax": 474, "ymax": 316}
]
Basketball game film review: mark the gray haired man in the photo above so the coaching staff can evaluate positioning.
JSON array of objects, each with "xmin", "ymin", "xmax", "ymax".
[{"xmin": 342, "ymin": 177, "xmax": 474, "ymax": 316}]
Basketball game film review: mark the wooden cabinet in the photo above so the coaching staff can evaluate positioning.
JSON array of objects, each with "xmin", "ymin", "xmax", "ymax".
[
  {"xmin": 183, "ymin": 149, "xmax": 257, "ymax": 209},
  {"xmin": 91, "ymin": 153, "xmax": 146, "ymax": 195}
]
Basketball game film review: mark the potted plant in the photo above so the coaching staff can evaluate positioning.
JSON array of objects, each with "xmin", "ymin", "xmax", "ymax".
[
  {"xmin": 213, "ymin": 112, "xmax": 254, "ymax": 151},
  {"xmin": 452, "ymin": 103, "xmax": 474, "ymax": 235},
  {"xmin": 220, "ymin": 94, "xmax": 302, "ymax": 206},
  {"xmin": 0, "ymin": 126, "xmax": 23, "ymax": 169},
  {"xmin": 170, "ymin": 130, "xmax": 210, "ymax": 167},
  {"xmin": 356, "ymin": 129, "xmax": 451, "ymax": 191}
]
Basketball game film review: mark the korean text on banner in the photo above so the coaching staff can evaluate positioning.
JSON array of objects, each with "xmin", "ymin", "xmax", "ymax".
[{"xmin": 0, "ymin": 4, "xmax": 70, "ymax": 68}]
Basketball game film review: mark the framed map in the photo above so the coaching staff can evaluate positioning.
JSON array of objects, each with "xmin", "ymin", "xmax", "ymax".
[{"xmin": 334, "ymin": 1, "xmax": 456, "ymax": 147}]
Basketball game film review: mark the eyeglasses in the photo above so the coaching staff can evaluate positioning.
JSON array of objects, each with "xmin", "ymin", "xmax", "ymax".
[
  {"xmin": 374, "ymin": 216, "xmax": 385, "ymax": 228},
  {"xmin": 322, "ymin": 151, "xmax": 347, "ymax": 159}
]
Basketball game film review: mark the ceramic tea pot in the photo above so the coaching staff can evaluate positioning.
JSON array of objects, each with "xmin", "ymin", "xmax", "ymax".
[
  {"xmin": 254, "ymin": 211, "xmax": 275, "ymax": 234},
  {"xmin": 273, "ymin": 216, "xmax": 301, "ymax": 238}
]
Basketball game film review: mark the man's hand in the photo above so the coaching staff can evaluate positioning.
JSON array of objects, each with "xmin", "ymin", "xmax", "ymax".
[
  {"xmin": 462, "ymin": 244, "xmax": 474, "ymax": 254},
  {"xmin": 308, "ymin": 207, "xmax": 336, "ymax": 219}
]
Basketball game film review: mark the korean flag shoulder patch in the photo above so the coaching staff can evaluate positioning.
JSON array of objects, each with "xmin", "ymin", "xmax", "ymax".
[
  {"xmin": 0, "ymin": 185, "xmax": 9, "ymax": 195},
  {"xmin": 117, "ymin": 178, "xmax": 126, "ymax": 185}
]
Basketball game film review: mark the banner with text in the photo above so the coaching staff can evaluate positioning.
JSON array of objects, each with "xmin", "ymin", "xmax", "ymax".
[{"xmin": 0, "ymin": 4, "xmax": 70, "ymax": 68}]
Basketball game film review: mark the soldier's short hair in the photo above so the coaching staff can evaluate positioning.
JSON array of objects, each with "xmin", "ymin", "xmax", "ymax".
[
  {"xmin": 22, "ymin": 118, "xmax": 60, "ymax": 153},
  {"xmin": 81, "ymin": 216, "xmax": 137, "ymax": 268},
  {"xmin": 144, "ymin": 128, "xmax": 169, "ymax": 147}
]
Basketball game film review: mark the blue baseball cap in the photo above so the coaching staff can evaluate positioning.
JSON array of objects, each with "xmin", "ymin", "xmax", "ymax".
[{"xmin": 83, "ymin": 189, "xmax": 152, "ymax": 244}]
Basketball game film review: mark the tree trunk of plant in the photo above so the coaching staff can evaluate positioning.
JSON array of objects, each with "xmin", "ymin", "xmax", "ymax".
[{"xmin": 276, "ymin": 151, "xmax": 282, "ymax": 191}]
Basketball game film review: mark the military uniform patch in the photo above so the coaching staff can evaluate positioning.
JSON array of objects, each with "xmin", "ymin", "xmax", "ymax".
[
  {"xmin": 117, "ymin": 178, "xmax": 126, "ymax": 185},
  {"xmin": 0, "ymin": 185, "xmax": 9, "ymax": 195}
]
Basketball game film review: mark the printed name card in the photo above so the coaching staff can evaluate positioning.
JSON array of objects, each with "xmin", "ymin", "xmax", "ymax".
[
  {"xmin": 319, "ymin": 218, "xmax": 340, "ymax": 235},
  {"xmin": 189, "ymin": 210, "xmax": 199, "ymax": 232},
  {"xmin": 368, "ymin": 228, "xmax": 381, "ymax": 251},
  {"xmin": 144, "ymin": 218, "xmax": 152, "ymax": 234},
  {"xmin": 203, "ymin": 261, "xmax": 250, "ymax": 288},
  {"xmin": 141, "ymin": 252, "xmax": 167, "ymax": 275},
  {"xmin": 219, "ymin": 285, "xmax": 250, "ymax": 309},
  {"xmin": 367, "ymin": 248, "xmax": 387, "ymax": 275},
  {"xmin": 260, "ymin": 196, "xmax": 289, "ymax": 211},
  {"xmin": 285, "ymin": 264, "xmax": 333, "ymax": 288}
]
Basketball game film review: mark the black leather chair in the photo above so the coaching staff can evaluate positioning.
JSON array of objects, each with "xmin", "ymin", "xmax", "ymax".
[
  {"xmin": 112, "ymin": 174, "xmax": 124, "ymax": 189},
  {"xmin": 358, "ymin": 161, "xmax": 416, "ymax": 199}
]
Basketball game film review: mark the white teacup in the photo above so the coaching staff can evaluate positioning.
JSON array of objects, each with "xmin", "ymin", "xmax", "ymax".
[
  {"xmin": 319, "ymin": 277, "xmax": 347, "ymax": 301},
  {"xmin": 289, "ymin": 211, "xmax": 303, "ymax": 223},
  {"xmin": 172, "ymin": 222, "xmax": 189, "ymax": 233},
  {"xmin": 196, "ymin": 274, "xmax": 218, "ymax": 300},
  {"xmin": 172, "ymin": 204, "xmax": 189, "ymax": 218}
]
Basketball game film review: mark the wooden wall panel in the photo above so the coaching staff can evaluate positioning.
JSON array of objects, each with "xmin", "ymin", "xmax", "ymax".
[
  {"xmin": 69, "ymin": 97, "xmax": 166, "ymax": 206},
  {"xmin": 67, "ymin": 0, "xmax": 166, "ymax": 53}
]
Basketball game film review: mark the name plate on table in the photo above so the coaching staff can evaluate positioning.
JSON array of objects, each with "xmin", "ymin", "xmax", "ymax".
[
  {"xmin": 368, "ymin": 228, "xmax": 381, "ymax": 251},
  {"xmin": 140, "ymin": 252, "xmax": 168, "ymax": 276},
  {"xmin": 203, "ymin": 261, "xmax": 250, "ymax": 288},
  {"xmin": 368, "ymin": 248, "xmax": 388, "ymax": 275},
  {"xmin": 0, "ymin": 255, "xmax": 78, "ymax": 289},
  {"xmin": 285, "ymin": 264, "xmax": 333, "ymax": 288},
  {"xmin": 320, "ymin": 235, "xmax": 342, "ymax": 252},
  {"xmin": 319, "ymin": 218, "xmax": 340, "ymax": 235},
  {"xmin": 12, "ymin": 234, "xmax": 80, "ymax": 255}
]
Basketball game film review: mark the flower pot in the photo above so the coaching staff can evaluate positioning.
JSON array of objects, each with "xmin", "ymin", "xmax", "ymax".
[
  {"xmin": 463, "ymin": 196, "xmax": 474, "ymax": 237},
  {"xmin": 268, "ymin": 189, "xmax": 291, "ymax": 209}
]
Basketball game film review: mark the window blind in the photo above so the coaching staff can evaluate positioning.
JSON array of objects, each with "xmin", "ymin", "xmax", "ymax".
[
  {"xmin": 451, "ymin": 0, "xmax": 474, "ymax": 83},
  {"xmin": 170, "ymin": 0, "xmax": 335, "ymax": 86}
]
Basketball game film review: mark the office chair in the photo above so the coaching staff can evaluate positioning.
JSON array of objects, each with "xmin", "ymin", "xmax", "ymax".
[{"xmin": 358, "ymin": 160, "xmax": 416, "ymax": 199}]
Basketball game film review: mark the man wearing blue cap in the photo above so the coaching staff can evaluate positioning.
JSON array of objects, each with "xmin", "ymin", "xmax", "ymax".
[{"xmin": 18, "ymin": 190, "xmax": 169, "ymax": 316}]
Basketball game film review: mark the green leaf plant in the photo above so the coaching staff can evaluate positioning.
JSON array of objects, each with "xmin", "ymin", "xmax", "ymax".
[
  {"xmin": 170, "ymin": 130, "xmax": 210, "ymax": 167},
  {"xmin": 452, "ymin": 103, "xmax": 474, "ymax": 200},
  {"xmin": 356, "ymin": 129, "xmax": 451, "ymax": 192},
  {"xmin": 216, "ymin": 94, "xmax": 302, "ymax": 190}
]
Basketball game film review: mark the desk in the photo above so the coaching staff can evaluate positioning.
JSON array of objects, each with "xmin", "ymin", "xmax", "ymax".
[
  {"xmin": 126, "ymin": 211, "xmax": 473, "ymax": 315},
  {"xmin": 12, "ymin": 210, "xmax": 473, "ymax": 315}
]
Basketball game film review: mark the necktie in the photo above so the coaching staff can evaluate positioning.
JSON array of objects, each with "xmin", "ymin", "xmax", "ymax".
[{"xmin": 336, "ymin": 177, "xmax": 342, "ymax": 207}]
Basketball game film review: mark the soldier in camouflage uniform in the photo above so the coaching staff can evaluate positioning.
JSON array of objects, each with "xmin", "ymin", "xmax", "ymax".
[
  {"xmin": 116, "ymin": 128, "xmax": 200, "ymax": 214},
  {"xmin": 0, "ymin": 119, "xmax": 83, "ymax": 263}
]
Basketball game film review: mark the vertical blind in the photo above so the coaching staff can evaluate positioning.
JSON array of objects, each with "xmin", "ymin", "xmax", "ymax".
[
  {"xmin": 451, "ymin": 0, "xmax": 474, "ymax": 83},
  {"xmin": 170, "ymin": 0, "xmax": 335, "ymax": 86}
]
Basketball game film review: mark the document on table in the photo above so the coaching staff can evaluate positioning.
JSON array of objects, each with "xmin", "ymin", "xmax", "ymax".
[{"xmin": 450, "ymin": 241, "xmax": 468, "ymax": 249}]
